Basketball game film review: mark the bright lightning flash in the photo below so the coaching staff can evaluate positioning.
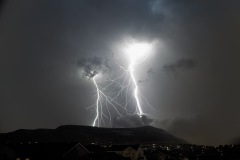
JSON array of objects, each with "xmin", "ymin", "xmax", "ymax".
[
  {"xmin": 92, "ymin": 77, "xmax": 100, "ymax": 127},
  {"xmin": 91, "ymin": 75, "xmax": 126, "ymax": 127},
  {"xmin": 89, "ymin": 41, "xmax": 154, "ymax": 127},
  {"xmin": 125, "ymin": 42, "xmax": 152, "ymax": 116}
]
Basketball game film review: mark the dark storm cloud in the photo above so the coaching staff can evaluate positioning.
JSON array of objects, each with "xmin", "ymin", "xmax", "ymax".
[
  {"xmin": 163, "ymin": 59, "xmax": 197, "ymax": 73},
  {"xmin": 141, "ymin": 115, "xmax": 154, "ymax": 125},
  {"xmin": 0, "ymin": 0, "xmax": 6, "ymax": 10},
  {"xmin": 138, "ymin": 80, "xmax": 145, "ymax": 84},
  {"xmin": 113, "ymin": 114, "xmax": 153, "ymax": 128},
  {"xmin": 147, "ymin": 68, "xmax": 154, "ymax": 75},
  {"xmin": 137, "ymin": 68, "xmax": 155, "ymax": 84},
  {"xmin": 165, "ymin": 116, "xmax": 234, "ymax": 145},
  {"xmin": 77, "ymin": 56, "xmax": 109, "ymax": 78},
  {"xmin": 148, "ymin": 0, "xmax": 240, "ymax": 145}
]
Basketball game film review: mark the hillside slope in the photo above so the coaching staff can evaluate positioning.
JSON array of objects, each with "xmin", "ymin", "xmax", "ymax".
[{"xmin": 0, "ymin": 125, "xmax": 189, "ymax": 145}]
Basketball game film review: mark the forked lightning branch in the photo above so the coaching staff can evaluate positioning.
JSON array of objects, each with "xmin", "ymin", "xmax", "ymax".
[{"xmin": 89, "ymin": 41, "xmax": 153, "ymax": 127}]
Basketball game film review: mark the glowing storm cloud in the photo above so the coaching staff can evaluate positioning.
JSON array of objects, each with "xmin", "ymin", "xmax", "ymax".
[{"xmin": 125, "ymin": 42, "xmax": 151, "ymax": 63}]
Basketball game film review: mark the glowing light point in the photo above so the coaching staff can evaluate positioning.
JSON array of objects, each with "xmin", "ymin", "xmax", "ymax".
[{"xmin": 125, "ymin": 42, "xmax": 151, "ymax": 63}]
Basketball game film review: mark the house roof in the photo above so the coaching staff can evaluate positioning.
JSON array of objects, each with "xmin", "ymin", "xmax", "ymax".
[{"xmin": 62, "ymin": 142, "xmax": 90, "ymax": 157}]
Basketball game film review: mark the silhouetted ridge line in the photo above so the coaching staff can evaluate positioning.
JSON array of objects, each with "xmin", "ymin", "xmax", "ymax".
[{"xmin": 0, "ymin": 125, "xmax": 189, "ymax": 145}]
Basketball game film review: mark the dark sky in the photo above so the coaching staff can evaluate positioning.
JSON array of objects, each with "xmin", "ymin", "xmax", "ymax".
[{"xmin": 0, "ymin": 0, "xmax": 240, "ymax": 145}]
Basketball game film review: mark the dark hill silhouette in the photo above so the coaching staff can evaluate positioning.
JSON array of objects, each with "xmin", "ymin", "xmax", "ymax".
[{"xmin": 0, "ymin": 125, "xmax": 188, "ymax": 145}]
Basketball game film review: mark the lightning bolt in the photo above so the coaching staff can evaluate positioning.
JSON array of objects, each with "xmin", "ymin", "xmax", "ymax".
[
  {"xmin": 92, "ymin": 78, "xmax": 100, "ymax": 127},
  {"xmin": 88, "ymin": 41, "xmax": 155, "ymax": 127},
  {"xmin": 90, "ymin": 63, "xmax": 146, "ymax": 127},
  {"xmin": 129, "ymin": 62, "xmax": 143, "ymax": 115},
  {"xmin": 125, "ymin": 42, "xmax": 152, "ymax": 116},
  {"xmin": 91, "ymin": 75, "xmax": 128, "ymax": 127}
]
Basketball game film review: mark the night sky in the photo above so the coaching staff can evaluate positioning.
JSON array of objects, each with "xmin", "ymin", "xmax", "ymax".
[{"xmin": 0, "ymin": 0, "xmax": 240, "ymax": 146}]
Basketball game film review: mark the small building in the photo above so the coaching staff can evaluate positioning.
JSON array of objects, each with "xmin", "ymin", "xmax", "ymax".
[
  {"xmin": 108, "ymin": 144, "xmax": 146, "ymax": 160},
  {"xmin": 62, "ymin": 143, "xmax": 90, "ymax": 160}
]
